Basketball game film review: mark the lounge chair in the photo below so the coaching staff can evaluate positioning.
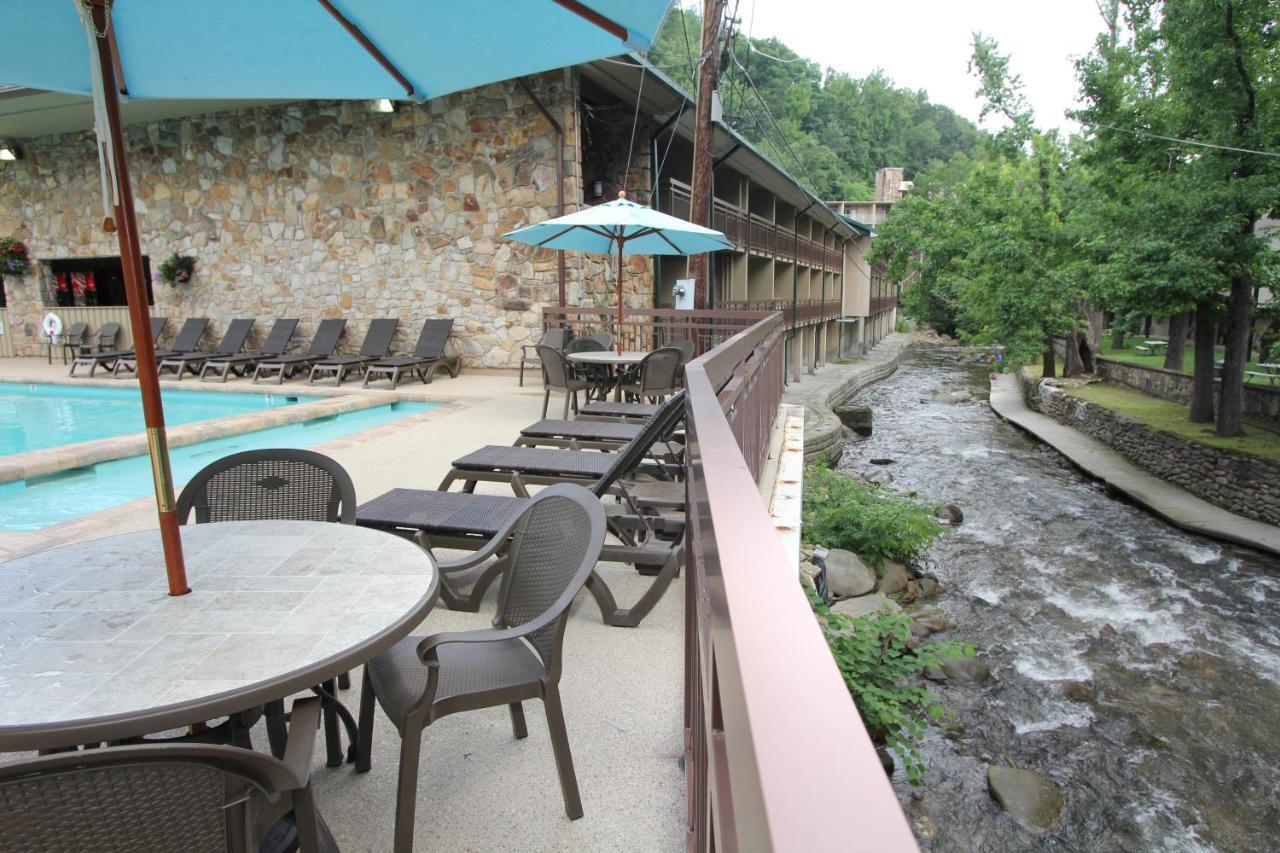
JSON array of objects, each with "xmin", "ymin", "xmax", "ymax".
[
  {"xmin": 199, "ymin": 318, "xmax": 298, "ymax": 382},
  {"xmin": 252, "ymin": 319, "xmax": 346, "ymax": 384},
  {"xmin": 514, "ymin": 417, "xmax": 643, "ymax": 449},
  {"xmin": 356, "ymin": 393, "xmax": 687, "ymax": 628},
  {"xmin": 158, "ymin": 318, "xmax": 255, "ymax": 380},
  {"xmin": 357, "ymin": 484, "xmax": 605, "ymax": 853},
  {"xmin": 519, "ymin": 327, "xmax": 568, "ymax": 386},
  {"xmin": 113, "ymin": 317, "xmax": 208, "ymax": 377},
  {"xmin": 575, "ymin": 399, "xmax": 661, "ymax": 421},
  {"xmin": 69, "ymin": 317, "xmax": 165, "ymax": 377},
  {"xmin": 362, "ymin": 318, "xmax": 462, "ymax": 388},
  {"xmin": 57, "ymin": 321, "xmax": 88, "ymax": 365},
  {"xmin": 0, "ymin": 697, "xmax": 336, "ymax": 853},
  {"xmin": 307, "ymin": 318, "xmax": 398, "ymax": 385}
]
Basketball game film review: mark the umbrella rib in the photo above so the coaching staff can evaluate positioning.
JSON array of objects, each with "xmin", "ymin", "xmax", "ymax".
[
  {"xmin": 534, "ymin": 225, "xmax": 584, "ymax": 247},
  {"xmin": 654, "ymin": 231, "xmax": 685, "ymax": 253},
  {"xmin": 316, "ymin": 0, "xmax": 416, "ymax": 97},
  {"xmin": 549, "ymin": 0, "xmax": 629, "ymax": 41}
]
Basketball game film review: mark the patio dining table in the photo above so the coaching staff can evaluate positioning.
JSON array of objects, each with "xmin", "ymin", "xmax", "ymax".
[
  {"xmin": 567, "ymin": 349, "xmax": 647, "ymax": 401},
  {"xmin": 0, "ymin": 520, "xmax": 438, "ymax": 754}
]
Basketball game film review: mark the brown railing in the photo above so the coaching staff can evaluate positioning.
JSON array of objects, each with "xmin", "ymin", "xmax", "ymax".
[
  {"xmin": 542, "ymin": 306, "xmax": 770, "ymax": 356},
  {"xmin": 661, "ymin": 179, "xmax": 843, "ymax": 274},
  {"xmin": 869, "ymin": 295, "xmax": 898, "ymax": 316},
  {"xmin": 719, "ymin": 298, "xmax": 842, "ymax": 327},
  {"xmin": 683, "ymin": 313, "xmax": 918, "ymax": 850}
]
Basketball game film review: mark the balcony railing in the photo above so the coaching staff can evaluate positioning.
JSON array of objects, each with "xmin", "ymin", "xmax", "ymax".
[
  {"xmin": 542, "ymin": 306, "xmax": 771, "ymax": 357},
  {"xmin": 718, "ymin": 298, "xmax": 842, "ymax": 327},
  {"xmin": 661, "ymin": 180, "xmax": 844, "ymax": 275},
  {"xmin": 869, "ymin": 295, "xmax": 898, "ymax": 316},
  {"xmin": 683, "ymin": 312, "xmax": 917, "ymax": 850}
]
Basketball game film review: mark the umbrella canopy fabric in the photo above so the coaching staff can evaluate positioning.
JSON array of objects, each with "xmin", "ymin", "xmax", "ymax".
[
  {"xmin": 504, "ymin": 196, "xmax": 733, "ymax": 256},
  {"xmin": 0, "ymin": 1, "xmax": 673, "ymax": 101}
]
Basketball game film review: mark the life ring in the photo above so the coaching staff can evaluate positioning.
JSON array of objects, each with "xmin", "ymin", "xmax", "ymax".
[{"xmin": 41, "ymin": 312, "xmax": 63, "ymax": 343}]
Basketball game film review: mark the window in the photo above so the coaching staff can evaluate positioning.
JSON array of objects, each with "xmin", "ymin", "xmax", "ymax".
[{"xmin": 45, "ymin": 256, "xmax": 153, "ymax": 308}]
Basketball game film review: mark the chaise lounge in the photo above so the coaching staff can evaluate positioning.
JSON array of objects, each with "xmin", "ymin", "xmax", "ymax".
[
  {"xmin": 199, "ymin": 318, "xmax": 298, "ymax": 382},
  {"xmin": 362, "ymin": 318, "xmax": 461, "ymax": 388},
  {"xmin": 252, "ymin": 319, "xmax": 346, "ymax": 385},
  {"xmin": 68, "ymin": 317, "xmax": 165, "ymax": 378},
  {"xmin": 307, "ymin": 318, "xmax": 398, "ymax": 386},
  {"xmin": 158, "ymin": 318, "xmax": 255, "ymax": 380},
  {"xmin": 113, "ymin": 318, "xmax": 208, "ymax": 377}
]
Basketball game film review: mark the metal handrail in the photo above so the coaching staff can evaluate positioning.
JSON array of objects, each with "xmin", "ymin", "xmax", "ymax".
[{"xmin": 683, "ymin": 313, "xmax": 918, "ymax": 851}]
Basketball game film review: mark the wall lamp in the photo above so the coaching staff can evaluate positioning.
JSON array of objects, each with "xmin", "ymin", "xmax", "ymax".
[{"xmin": 0, "ymin": 142, "xmax": 21, "ymax": 161}]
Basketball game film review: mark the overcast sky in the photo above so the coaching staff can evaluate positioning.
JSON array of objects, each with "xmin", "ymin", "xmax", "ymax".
[{"xmin": 718, "ymin": 0, "xmax": 1106, "ymax": 133}]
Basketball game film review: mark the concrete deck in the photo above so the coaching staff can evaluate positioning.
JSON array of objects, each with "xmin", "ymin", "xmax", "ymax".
[
  {"xmin": 0, "ymin": 356, "xmax": 685, "ymax": 851},
  {"xmin": 990, "ymin": 372, "xmax": 1280, "ymax": 556}
]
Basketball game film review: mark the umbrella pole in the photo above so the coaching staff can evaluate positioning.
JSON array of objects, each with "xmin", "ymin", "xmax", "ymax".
[
  {"xmin": 616, "ymin": 238, "xmax": 624, "ymax": 355},
  {"xmin": 92, "ymin": 7, "xmax": 188, "ymax": 595}
]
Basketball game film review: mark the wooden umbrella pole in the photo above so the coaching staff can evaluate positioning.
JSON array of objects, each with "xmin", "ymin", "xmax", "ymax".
[
  {"xmin": 616, "ymin": 237, "xmax": 625, "ymax": 355},
  {"xmin": 92, "ymin": 4, "xmax": 188, "ymax": 595}
]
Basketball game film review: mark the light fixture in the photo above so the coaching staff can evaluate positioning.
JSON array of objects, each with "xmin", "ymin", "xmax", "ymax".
[
  {"xmin": 0, "ymin": 142, "xmax": 21, "ymax": 161},
  {"xmin": 369, "ymin": 98, "xmax": 397, "ymax": 114},
  {"xmin": 592, "ymin": 179, "xmax": 604, "ymax": 199}
]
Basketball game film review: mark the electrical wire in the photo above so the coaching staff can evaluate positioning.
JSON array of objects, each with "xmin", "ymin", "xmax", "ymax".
[
  {"xmin": 622, "ymin": 63, "xmax": 648, "ymax": 195},
  {"xmin": 1083, "ymin": 121, "xmax": 1280, "ymax": 159},
  {"xmin": 744, "ymin": 36, "xmax": 805, "ymax": 64}
]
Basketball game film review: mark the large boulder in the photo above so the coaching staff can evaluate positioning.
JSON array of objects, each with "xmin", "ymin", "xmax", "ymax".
[
  {"xmin": 941, "ymin": 656, "xmax": 992, "ymax": 683},
  {"xmin": 834, "ymin": 404, "xmax": 873, "ymax": 436},
  {"xmin": 825, "ymin": 549, "xmax": 876, "ymax": 598},
  {"xmin": 878, "ymin": 560, "xmax": 911, "ymax": 595},
  {"xmin": 986, "ymin": 766, "xmax": 1064, "ymax": 829},
  {"xmin": 937, "ymin": 503, "xmax": 964, "ymax": 526},
  {"xmin": 908, "ymin": 604, "xmax": 953, "ymax": 639},
  {"xmin": 831, "ymin": 593, "xmax": 900, "ymax": 619}
]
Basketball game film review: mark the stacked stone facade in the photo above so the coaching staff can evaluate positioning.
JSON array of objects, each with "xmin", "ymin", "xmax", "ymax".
[{"xmin": 0, "ymin": 70, "xmax": 653, "ymax": 367}]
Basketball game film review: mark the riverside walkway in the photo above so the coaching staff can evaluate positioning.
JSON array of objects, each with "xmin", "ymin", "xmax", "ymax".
[{"xmin": 989, "ymin": 373, "xmax": 1280, "ymax": 556}]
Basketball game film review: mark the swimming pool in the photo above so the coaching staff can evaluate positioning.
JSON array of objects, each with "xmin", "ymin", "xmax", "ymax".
[
  {"xmin": 0, "ymin": 383, "xmax": 309, "ymax": 455},
  {"xmin": 0, "ymin": 401, "xmax": 434, "ymax": 531}
]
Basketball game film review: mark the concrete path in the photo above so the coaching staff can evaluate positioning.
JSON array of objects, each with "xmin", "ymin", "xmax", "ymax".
[{"xmin": 990, "ymin": 373, "xmax": 1280, "ymax": 556}]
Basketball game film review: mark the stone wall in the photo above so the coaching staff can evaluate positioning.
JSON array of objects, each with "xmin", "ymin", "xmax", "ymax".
[
  {"xmin": 1024, "ymin": 375, "xmax": 1280, "ymax": 525},
  {"xmin": 1096, "ymin": 358, "xmax": 1280, "ymax": 424},
  {"xmin": 0, "ymin": 69, "xmax": 653, "ymax": 367}
]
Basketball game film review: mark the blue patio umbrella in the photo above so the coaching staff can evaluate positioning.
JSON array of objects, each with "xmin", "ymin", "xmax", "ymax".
[
  {"xmin": 504, "ymin": 192, "xmax": 732, "ymax": 352},
  {"xmin": 0, "ymin": 0, "xmax": 674, "ymax": 595}
]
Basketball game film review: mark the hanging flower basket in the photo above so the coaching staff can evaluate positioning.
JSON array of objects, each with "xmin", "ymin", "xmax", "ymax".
[
  {"xmin": 158, "ymin": 251, "xmax": 195, "ymax": 286},
  {"xmin": 0, "ymin": 238, "xmax": 30, "ymax": 276}
]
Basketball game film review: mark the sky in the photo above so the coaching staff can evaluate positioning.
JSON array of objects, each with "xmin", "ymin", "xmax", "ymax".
[{"xmin": 716, "ymin": 0, "xmax": 1106, "ymax": 133}]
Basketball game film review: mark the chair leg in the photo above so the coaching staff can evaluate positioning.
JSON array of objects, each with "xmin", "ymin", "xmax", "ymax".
[
  {"xmin": 519, "ymin": 360, "xmax": 525, "ymax": 386},
  {"xmin": 393, "ymin": 723, "xmax": 425, "ymax": 853},
  {"xmin": 542, "ymin": 388, "xmax": 550, "ymax": 419},
  {"xmin": 338, "ymin": 671, "xmax": 351, "ymax": 690},
  {"xmin": 561, "ymin": 389, "xmax": 571, "ymax": 419},
  {"xmin": 264, "ymin": 699, "xmax": 289, "ymax": 759},
  {"xmin": 509, "ymin": 702, "xmax": 528, "ymax": 739},
  {"xmin": 321, "ymin": 678, "xmax": 344, "ymax": 768},
  {"xmin": 356, "ymin": 669, "xmax": 376, "ymax": 773},
  {"xmin": 542, "ymin": 688, "xmax": 583, "ymax": 820}
]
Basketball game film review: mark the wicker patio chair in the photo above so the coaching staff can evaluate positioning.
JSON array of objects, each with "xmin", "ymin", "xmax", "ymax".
[
  {"xmin": 252, "ymin": 318, "xmax": 345, "ymax": 384},
  {"xmin": 70, "ymin": 317, "xmax": 164, "ymax": 377},
  {"xmin": 669, "ymin": 338, "xmax": 696, "ymax": 364},
  {"xmin": 176, "ymin": 449, "xmax": 359, "ymax": 768},
  {"xmin": 113, "ymin": 318, "xmax": 209, "ymax": 377},
  {"xmin": 538, "ymin": 344, "xmax": 590, "ymax": 419},
  {"xmin": 307, "ymin": 318, "xmax": 398, "ymax": 386},
  {"xmin": 363, "ymin": 318, "xmax": 461, "ymax": 388},
  {"xmin": 519, "ymin": 328, "xmax": 568, "ymax": 387},
  {"xmin": 618, "ymin": 346, "xmax": 682, "ymax": 403},
  {"xmin": 159, "ymin": 318, "xmax": 255, "ymax": 380},
  {"xmin": 200, "ymin": 319, "xmax": 298, "ymax": 382},
  {"xmin": 0, "ymin": 697, "xmax": 336, "ymax": 853},
  {"xmin": 356, "ymin": 483, "xmax": 606, "ymax": 853},
  {"xmin": 58, "ymin": 321, "xmax": 88, "ymax": 365},
  {"xmin": 357, "ymin": 392, "xmax": 688, "ymax": 627}
]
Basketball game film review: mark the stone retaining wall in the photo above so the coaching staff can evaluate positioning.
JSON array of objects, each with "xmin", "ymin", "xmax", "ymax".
[
  {"xmin": 1021, "ymin": 373, "xmax": 1280, "ymax": 526},
  {"xmin": 1097, "ymin": 357, "xmax": 1280, "ymax": 424}
]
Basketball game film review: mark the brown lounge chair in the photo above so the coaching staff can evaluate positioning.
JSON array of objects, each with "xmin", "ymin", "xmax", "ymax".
[
  {"xmin": 0, "ymin": 696, "xmax": 336, "ymax": 853},
  {"xmin": 252, "ymin": 318, "xmax": 346, "ymax": 384},
  {"xmin": 357, "ymin": 483, "xmax": 606, "ymax": 853},
  {"xmin": 307, "ymin": 318, "xmax": 397, "ymax": 385},
  {"xmin": 363, "ymin": 318, "xmax": 462, "ymax": 388},
  {"xmin": 68, "ymin": 317, "xmax": 165, "ymax": 377},
  {"xmin": 113, "ymin": 317, "xmax": 208, "ymax": 377},
  {"xmin": 57, "ymin": 321, "xmax": 88, "ymax": 365},
  {"xmin": 199, "ymin": 318, "xmax": 298, "ymax": 381},
  {"xmin": 158, "ymin": 318, "xmax": 255, "ymax": 379}
]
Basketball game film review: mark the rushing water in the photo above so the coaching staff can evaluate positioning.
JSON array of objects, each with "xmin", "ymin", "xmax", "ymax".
[{"xmin": 838, "ymin": 347, "xmax": 1280, "ymax": 851}]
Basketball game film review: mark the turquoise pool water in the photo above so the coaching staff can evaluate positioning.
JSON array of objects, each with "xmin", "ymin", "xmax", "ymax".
[
  {"xmin": 0, "ymin": 401, "xmax": 434, "ymax": 531},
  {"xmin": 0, "ymin": 383, "xmax": 311, "ymax": 455}
]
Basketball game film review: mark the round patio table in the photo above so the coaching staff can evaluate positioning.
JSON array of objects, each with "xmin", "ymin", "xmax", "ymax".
[
  {"xmin": 0, "ymin": 520, "xmax": 438, "ymax": 753},
  {"xmin": 567, "ymin": 349, "xmax": 647, "ymax": 401}
]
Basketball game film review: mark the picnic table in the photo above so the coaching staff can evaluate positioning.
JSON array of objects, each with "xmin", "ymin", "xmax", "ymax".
[{"xmin": 1247, "ymin": 363, "xmax": 1280, "ymax": 385}]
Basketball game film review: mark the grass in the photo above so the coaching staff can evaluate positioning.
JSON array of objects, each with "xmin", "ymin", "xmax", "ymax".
[
  {"xmin": 1099, "ymin": 338, "xmax": 1276, "ymax": 386},
  {"xmin": 1064, "ymin": 381, "xmax": 1280, "ymax": 464}
]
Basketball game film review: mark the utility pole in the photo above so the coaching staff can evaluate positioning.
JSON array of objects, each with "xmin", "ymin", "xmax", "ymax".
[{"xmin": 687, "ymin": 0, "xmax": 726, "ymax": 308}]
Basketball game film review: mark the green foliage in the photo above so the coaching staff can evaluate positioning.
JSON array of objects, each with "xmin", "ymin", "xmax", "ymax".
[
  {"xmin": 647, "ymin": 7, "xmax": 983, "ymax": 197},
  {"xmin": 158, "ymin": 251, "xmax": 195, "ymax": 286},
  {"xmin": 805, "ymin": 581, "xmax": 972, "ymax": 785},
  {"xmin": 895, "ymin": 317, "xmax": 910, "ymax": 334},
  {"xmin": 802, "ymin": 465, "xmax": 946, "ymax": 564}
]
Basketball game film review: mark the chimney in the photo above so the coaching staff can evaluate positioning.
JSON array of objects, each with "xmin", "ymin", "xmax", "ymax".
[{"xmin": 874, "ymin": 167, "xmax": 906, "ymax": 202}]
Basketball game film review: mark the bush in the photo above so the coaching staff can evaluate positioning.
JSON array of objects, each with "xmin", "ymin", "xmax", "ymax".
[
  {"xmin": 802, "ymin": 465, "xmax": 946, "ymax": 565},
  {"xmin": 894, "ymin": 317, "xmax": 910, "ymax": 334},
  {"xmin": 806, "ymin": 582, "xmax": 972, "ymax": 784}
]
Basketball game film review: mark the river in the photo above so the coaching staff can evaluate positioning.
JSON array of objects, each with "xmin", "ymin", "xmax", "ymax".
[{"xmin": 838, "ymin": 347, "xmax": 1280, "ymax": 851}]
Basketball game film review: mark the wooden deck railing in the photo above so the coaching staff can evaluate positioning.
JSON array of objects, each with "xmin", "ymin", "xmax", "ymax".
[
  {"xmin": 718, "ymin": 298, "xmax": 842, "ymax": 327},
  {"xmin": 541, "ymin": 306, "xmax": 770, "ymax": 357},
  {"xmin": 683, "ymin": 313, "xmax": 918, "ymax": 851}
]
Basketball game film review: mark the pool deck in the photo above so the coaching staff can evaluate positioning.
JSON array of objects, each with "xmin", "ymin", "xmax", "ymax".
[{"xmin": 0, "ymin": 356, "xmax": 686, "ymax": 852}]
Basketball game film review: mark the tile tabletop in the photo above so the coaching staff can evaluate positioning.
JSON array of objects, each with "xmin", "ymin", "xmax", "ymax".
[{"xmin": 0, "ymin": 520, "xmax": 437, "ymax": 750}]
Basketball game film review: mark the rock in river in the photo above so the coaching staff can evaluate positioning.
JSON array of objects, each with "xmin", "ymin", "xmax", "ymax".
[
  {"xmin": 825, "ymin": 549, "xmax": 876, "ymax": 598},
  {"xmin": 941, "ymin": 656, "xmax": 992, "ymax": 683},
  {"xmin": 907, "ymin": 604, "xmax": 954, "ymax": 638},
  {"xmin": 986, "ymin": 766, "xmax": 1064, "ymax": 829},
  {"xmin": 937, "ymin": 502, "xmax": 964, "ymax": 525},
  {"xmin": 878, "ymin": 560, "xmax": 911, "ymax": 595},
  {"xmin": 831, "ymin": 593, "xmax": 900, "ymax": 619}
]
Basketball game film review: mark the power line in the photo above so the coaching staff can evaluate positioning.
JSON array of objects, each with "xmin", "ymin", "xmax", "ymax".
[
  {"xmin": 1085, "ymin": 121, "xmax": 1280, "ymax": 159},
  {"xmin": 728, "ymin": 47, "xmax": 823, "ymax": 196},
  {"xmin": 744, "ymin": 36, "xmax": 804, "ymax": 64}
]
